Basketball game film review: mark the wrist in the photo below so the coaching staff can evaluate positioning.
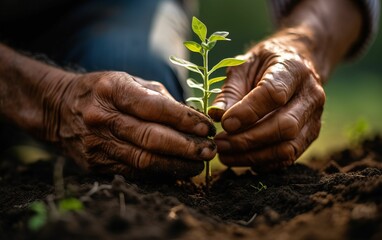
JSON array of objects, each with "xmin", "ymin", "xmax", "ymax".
[
  {"xmin": 277, "ymin": 0, "xmax": 362, "ymax": 82},
  {"xmin": 0, "ymin": 44, "xmax": 77, "ymax": 141}
]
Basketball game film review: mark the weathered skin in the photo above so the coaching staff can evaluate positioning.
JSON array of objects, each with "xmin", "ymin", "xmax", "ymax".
[
  {"xmin": 0, "ymin": 44, "xmax": 216, "ymax": 178},
  {"xmin": 209, "ymin": 0, "xmax": 363, "ymax": 171},
  {"xmin": 0, "ymin": 0, "xmax": 365, "ymax": 177}
]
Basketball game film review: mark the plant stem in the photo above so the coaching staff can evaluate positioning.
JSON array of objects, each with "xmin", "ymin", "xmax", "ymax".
[
  {"xmin": 203, "ymin": 49, "xmax": 209, "ymax": 115},
  {"xmin": 202, "ymin": 48, "xmax": 211, "ymax": 189}
]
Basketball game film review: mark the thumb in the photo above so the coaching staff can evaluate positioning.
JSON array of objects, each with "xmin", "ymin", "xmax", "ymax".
[{"xmin": 208, "ymin": 54, "xmax": 257, "ymax": 122}]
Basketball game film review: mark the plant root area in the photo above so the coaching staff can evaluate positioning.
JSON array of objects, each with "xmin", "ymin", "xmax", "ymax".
[{"xmin": 1, "ymin": 136, "xmax": 382, "ymax": 240}]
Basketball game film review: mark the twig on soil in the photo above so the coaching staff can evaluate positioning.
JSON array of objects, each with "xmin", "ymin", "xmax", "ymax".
[
  {"xmin": 54, "ymin": 157, "xmax": 65, "ymax": 199},
  {"xmin": 119, "ymin": 192, "xmax": 126, "ymax": 217},
  {"xmin": 46, "ymin": 194, "xmax": 59, "ymax": 219},
  {"xmin": 80, "ymin": 182, "xmax": 112, "ymax": 202},
  {"xmin": 250, "ymin": 182, "xmax": 267, "ymax": 194},
  {"xmin": 236, "ymin": 213, "xmax": 258, "ymax": 226},
  {"xmin": 168, "ymin": 205, "xmax": 184, "ymax": 220}
]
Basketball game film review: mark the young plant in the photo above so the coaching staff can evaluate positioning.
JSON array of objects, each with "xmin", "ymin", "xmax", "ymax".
[{"xmin": 170, "ymin": 17, "xmax": 245, "ymax": 188}]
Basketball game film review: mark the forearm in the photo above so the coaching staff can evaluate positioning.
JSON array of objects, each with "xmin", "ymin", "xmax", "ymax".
[
  {"xmin": 273, "ymin": 0, "xmax": 362, "ymax": 82},
  {"xmin": 0, "ymin": 43, "xmax": 76, "ymax": 140}
]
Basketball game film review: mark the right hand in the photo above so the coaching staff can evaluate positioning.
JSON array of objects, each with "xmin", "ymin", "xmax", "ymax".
[{"xmin": 45, "ymin": 71, "xmax": 216, "ymax": 179}]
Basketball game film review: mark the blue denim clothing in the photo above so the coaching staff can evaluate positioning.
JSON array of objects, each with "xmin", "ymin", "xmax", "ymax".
[{"xmin": 59, "ymin": 0, "xmax": 185, "ymax": 101}]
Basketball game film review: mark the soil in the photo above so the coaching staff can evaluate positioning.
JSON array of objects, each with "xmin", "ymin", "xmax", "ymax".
[{"xmin": 1, "ymin": 135, "xmax": 382, "ymax": 240}]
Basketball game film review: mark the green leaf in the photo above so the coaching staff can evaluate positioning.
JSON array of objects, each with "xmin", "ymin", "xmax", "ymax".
[
  {"xmin": 192, "ymin": 16, "xmax": 207, "ymax": 42},
  {"xmin": 169, "ymin": 56, "xmax": 203, "ymax": 76},
  {"xmin": 28, "ymin": 214, "xmax": 47, "ymax": 231},
  {"xmin": 186, "ymin": 97, "xmax": 204, "ymax": 109},
  {"xmin": 207, "ymin": 41, "xmax": 217, "ymax": 50},
  {"xmin": 202, "ymin": 41, "xmax": 216, "ymax": 51},
  {"xmin": 208, "ymin": 76, "xmax": 226, "ymax": 85},
  {"xmin": 186, "ymin": 78, "xmax": 204, "ymax": 92},
  {"xmin": 58, "ymin": 197, "xmax": 84, "ymax": 213},
  {"xmin": 184, "ymin": 41, "xmax": 202, "ymax": 53},
  {"xmin": 28, "ymin": 201, "xmax": 47, "ymax": 231},
  {"xmin": 209, "ymin": 58, "xmax": 246, "ymax": 75},
  {"xmin": 208, "ymin": 88, "xmax": 222, "ymax": 94},
  {"xmin": 209, "ymin": 31, "xmax": 231, "ymax": 42},
  {"xmin": 30, "ymin": 201, "xmax": 47, "ymax": 215}
]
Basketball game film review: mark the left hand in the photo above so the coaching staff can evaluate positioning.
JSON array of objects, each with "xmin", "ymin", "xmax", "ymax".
[{"xmin": 209, "ymin": 30, "xmax": 326, "ymax": 172}]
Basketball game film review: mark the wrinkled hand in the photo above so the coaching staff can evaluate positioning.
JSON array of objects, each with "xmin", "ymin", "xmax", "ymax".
[
  {"xmin": 47, "ymin": 71, "xmax": 216, "ymax": 178},
  {"xmin": 209, "ymin": 31, "xmax": 326, "ymax": 172}
]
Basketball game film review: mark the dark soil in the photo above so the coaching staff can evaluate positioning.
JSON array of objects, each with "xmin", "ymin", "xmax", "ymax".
[{"xmin": 1, "ymin": 135, "xmax": 382, "ymax": 240}]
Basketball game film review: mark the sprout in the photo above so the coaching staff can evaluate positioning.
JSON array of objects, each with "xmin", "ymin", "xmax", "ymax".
[{"xmin": 170, "ymin": 16, "xmax": 246, "ymax": 189}]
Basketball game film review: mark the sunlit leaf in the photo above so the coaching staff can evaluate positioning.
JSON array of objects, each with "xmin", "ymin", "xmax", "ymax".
[
  {"xmin": 208, "ymin": 76, "xmax": 226, "ymax": 85},
  {"xmin": 192, "ymin": 16, "xmax": 207, "ymax": 42},
  {"xmin": 184, "ymin": 41, "xmax": 202, "ymax": 53},
  {"xmin": 206, "ymin": 41, "xmax": 217, "ymax": 50},
  {"xmin": 209, "ymin": 31, "xmax": 230, "ymax": 42},
  {"xmin": 28, "ymin": 201, "xmax": 47, "ymax": 231},
  {"xmin": 169, "ymin": 56, "xmax": 203, "ymax": 76},
  {"xmin": 208, "ymin": 88, "xmax": 222, "ymax": 94},
  {"xmin": 186, "ymin": 97, "xmax": 204, "ymax": 109},
  {"xmin": 186, "ymin": 78, "xmax": 204, "ymax": 92},
  {"xmin": 58, "ymin": 197, "xmax": 84, "ymax": 213},
  {"xmin": 209, "ymin": 58, "xmax": 246, "ymax": 75}
]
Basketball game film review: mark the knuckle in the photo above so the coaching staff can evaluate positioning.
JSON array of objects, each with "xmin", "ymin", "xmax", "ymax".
[
  {"xmin": 109, "ymin": 117, "xmax": 123, "ymax": 135},
  {"xmin": 131, "ymin": 149, "xmax": 154, "ymax": 170},
  {"xmin": 137, "ymin": 126, "xmax": 159, "ymax": 150},
  {"xmin": 277, "ymin": 142, "xmax": 298, "ymax": 162},
  {"xmin": 284, "ymin": 59, "xmax": 310, "ymax": 79},
  {"xmin": 82, "ymin": 105, "xmax": 103, "ymax": 126},
  {"xmin": 149, "ymin": 81, "xmax": 165, "ymax": 91},
  {"xmin": 94, "ymin": 74, "xmax": 114, "ymax": 94},
  {"xmin": 261, "ymin": 77, "xmax": 289, "ymax": 106},
  {"xmin": 278, "ymin": 113, "xmax": 300, "ymax": 140},
  {"xmin": 245, "ymin": 98, "xmax": 261, "ymax": 120},
  {"xmin": 312, "ymin": 84, "xmax": 326, "ymax": 106}
]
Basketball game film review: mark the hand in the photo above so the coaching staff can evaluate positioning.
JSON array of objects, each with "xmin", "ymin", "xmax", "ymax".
[
  {"xmin": 209, "ymin": 31, "xmax": 326, "ymax": 172},
  {"xmin": 47, "ymin": 71, "xmax": 216, "ymax": 178}
]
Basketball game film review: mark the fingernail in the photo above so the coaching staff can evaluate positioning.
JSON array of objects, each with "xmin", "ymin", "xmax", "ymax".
[
  {"xmin": 209, "ymin": 103, "xmax": 226, "ymax": 122},
  {"xmin": 212, "ymin": 102, "xmax": 226, "ymax": 110},
  {"xmin": 200, "ymin": 147, "xmax": 216, "ymax": 160},
  {"xmin": 223, "ymin": 117, "xmax": 241, "ymax": 132},
  {"xmin": 200, "ymin": 144, "xmax": 217, "ymax": 160},
  {"xmin": 194, "ymin": 122, "xmax": 208, "ymax": 136},
  {"xmin": 215, "ymin": 139, "xmax": 231, "ymax": 152}
]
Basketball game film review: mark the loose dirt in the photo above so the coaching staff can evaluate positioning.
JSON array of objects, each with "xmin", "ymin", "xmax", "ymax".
[{"xmin": 1, "ymin": 135, "xmax": 381, "ymax": 240}]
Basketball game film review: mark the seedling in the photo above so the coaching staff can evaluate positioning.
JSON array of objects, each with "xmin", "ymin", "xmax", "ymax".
[
  {"xmin": 28, "ymin": 158, "xmax": 84, "ymax": 231},
  {"xmin": 170, "ymin": 17, "xmax": 245, "ymax": 188},
  {"xmin": 251, "ymin": 182, "xmax": 267, "ymax": 194}
]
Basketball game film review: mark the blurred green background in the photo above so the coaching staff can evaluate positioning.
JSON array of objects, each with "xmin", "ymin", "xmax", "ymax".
[{"xmin": 194, "ymin": 0, "xmax": 382, "ymax": 164}]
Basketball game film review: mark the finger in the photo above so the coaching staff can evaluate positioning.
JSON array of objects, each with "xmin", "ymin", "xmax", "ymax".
[
  {"xmin": 134, "ymin": 77, "xmax": 175, "ymax": 100},
  {"xmin": 209, "ymin": 54, "xmax": 259, "ymax": 122},
  {"xmin": 215, "ymin": 82, "xmax": 325, "ymax": 153},
  {"xmin": 221, "ymin": 60, "xmax": 310, "ymax": 133},
  {"xmin": 108, "ymin": 74, "xmax": 215, "ymax": 137},
  {"xmin": 83, "ymin": 109, "xmax": 217, "ymax": 161},
  {"xmin": 86, "ymin": 138, "xmax": 204, "ymax": 178},
  {"xmin": 104, "ymin": 114, "xmax": 217, "ymax": 161},
  {"xmin": 219, "ymin": 117, "xmax": 321, "ymax": 171}
]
